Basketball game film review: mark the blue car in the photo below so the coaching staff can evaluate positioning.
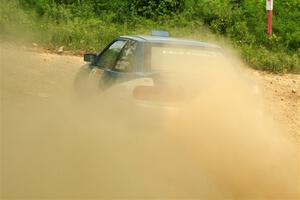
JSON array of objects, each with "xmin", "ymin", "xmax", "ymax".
[{"xmin": 74, "ymin": 31, "xmax": 224, "ymax": 104}]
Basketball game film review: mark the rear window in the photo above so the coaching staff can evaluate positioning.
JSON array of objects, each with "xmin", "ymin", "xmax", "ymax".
[{"xmin": 145, "ymin": 44, "xmax": 225, "ymax": 73}]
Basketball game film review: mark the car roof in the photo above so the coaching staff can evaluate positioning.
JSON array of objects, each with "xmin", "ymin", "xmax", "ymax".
[{"xmin": 120, "ymin": 35, "xmax": 220, "ymax": 49}]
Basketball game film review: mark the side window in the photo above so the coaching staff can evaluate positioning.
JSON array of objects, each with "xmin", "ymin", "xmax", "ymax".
[
  {"xmin": 113, "ymin": 40, "xmax": 137, "ymax": 72},
  {"xmin": 96, "ymin": 40, "xmax": 127, "ymax": 69}
]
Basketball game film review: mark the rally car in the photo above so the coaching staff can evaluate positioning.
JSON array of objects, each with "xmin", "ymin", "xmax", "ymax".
[{"xmin": 74, "ymin": 31, "xmax": 223, "ymax": 103}]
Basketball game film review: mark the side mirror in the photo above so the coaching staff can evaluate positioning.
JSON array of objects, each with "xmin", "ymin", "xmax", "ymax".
[{"xmin": 84, "ymin": 53, "xmax": 96, "ymax": 63}]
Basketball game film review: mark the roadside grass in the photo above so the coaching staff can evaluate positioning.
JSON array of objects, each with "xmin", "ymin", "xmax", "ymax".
[{"xmin": 1, "ymin": 0, "xmax": 299, "ymax": 73}]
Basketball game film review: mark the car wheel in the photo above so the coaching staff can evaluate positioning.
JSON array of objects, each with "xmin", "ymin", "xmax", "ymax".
[{"xmin": 73, "ymin": 65, "xmax": 103, "ymax": 96}]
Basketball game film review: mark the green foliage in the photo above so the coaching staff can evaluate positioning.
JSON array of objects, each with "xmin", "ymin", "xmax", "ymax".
[
  {"xmin": 0, "ymin": 0, "xmax": 34, "ymax": 41},
  {"xmin": 129, "ymin": 0, "xmax": 184, "ymax": 19},
  {"xmin": 1, "ymin": 0, "xmax": 299, "ymax": 73},
  {"xmin": 241, "ymin": 45, "xmax": 300, "ymax": 73}
]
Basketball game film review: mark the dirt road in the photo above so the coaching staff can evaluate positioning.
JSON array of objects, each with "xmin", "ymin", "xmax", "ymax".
[
  {"xmin": 250, "ymin": 70, "xmax": 300, "ymax": 138},
  {"xmin": 2, "ymin": 44, "xmax": 299, "ymax": 137},
  {"xmin": 1, "ymin": 44, "xmax": 299, "ymax": 199}
]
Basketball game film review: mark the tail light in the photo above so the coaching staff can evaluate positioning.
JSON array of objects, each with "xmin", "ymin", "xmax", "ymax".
[{"xmin": 133, "ymin": 86, "xmax": 154, "ymax": 101}]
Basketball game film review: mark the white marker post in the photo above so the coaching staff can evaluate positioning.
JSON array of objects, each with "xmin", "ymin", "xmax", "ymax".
[{"xmin": 266, "ymin": 0, "xmax": 273, "ymax": 37}]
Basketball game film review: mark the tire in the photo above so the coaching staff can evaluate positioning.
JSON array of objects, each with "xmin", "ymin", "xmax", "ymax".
[{"xmin": 73, "ymin": 65, "xmax": 103, "ymax": 96}]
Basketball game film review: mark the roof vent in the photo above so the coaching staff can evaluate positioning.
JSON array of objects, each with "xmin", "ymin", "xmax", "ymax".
[{"xmin": 151, "ymin": 30, "xmax": 169, "ymax": 37}]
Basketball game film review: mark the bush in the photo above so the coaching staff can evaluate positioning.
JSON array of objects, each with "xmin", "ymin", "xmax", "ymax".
[{"xmin": 1, "ymin": 0, "xmax": 299, "ymax": 73}]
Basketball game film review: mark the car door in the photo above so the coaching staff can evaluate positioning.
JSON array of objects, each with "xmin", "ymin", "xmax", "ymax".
[
  {"xmin": 99, "ymin": 39, "xmax": 155, "ymax": 106},
  {"xmin": 92, "ymin": 39, "xmax": 126, "ymax": 89},
  {"xmin": 74, "ymin": 39, "xmax": 128, "ymax": 95},
  {"xmin": 99, "ymin": 39, "xmax": 141, "ymax": 90}
]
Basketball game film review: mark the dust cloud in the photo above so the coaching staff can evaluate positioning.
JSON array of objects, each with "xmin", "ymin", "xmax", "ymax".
[{"xmin": 1, "ymin": 43, "xmax": 299, "ymax": 199}]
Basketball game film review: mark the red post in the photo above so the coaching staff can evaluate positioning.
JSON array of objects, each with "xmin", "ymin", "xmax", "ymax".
[
  {"xmin": 267, "ymin": 10, "xmax": 272, "ymax": 36},
  {"xmin": 266, "ymin": 0, "xmax": 273, "ymax": 37}
]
